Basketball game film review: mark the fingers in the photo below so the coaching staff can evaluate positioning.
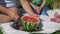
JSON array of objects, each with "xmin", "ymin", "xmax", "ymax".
[
  {"xmin": 13, "ymin": 15, "xmax": 19, "ymax": 21},
  {"xmin": 0, "ymin": 14, "xmax": 11, "ymax": 23},
  {"xmin": 30, "ymin": 14, "xmax": 39, "ymax": 18}
]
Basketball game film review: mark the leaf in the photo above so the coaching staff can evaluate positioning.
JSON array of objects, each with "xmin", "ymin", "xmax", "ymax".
[
  {"xmin": 0, "ymin": 25, "xmax": 4, "ymax": 34},
  {"xmin": 52, "ymin": 30, "xmax": 60, "ymax": 34}
]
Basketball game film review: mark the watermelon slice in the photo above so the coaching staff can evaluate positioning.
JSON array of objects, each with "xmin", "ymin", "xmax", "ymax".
[
  {"xmin": 51, "ymin": 18, "xmax": 57, "ymax": 22},
  {"xmin": 51, "ymin": 18, "xmax": 60, "ymax": 23},
  {"xmin": 57, "ymin": 19, "xmax": 60, "ymax": 23}
]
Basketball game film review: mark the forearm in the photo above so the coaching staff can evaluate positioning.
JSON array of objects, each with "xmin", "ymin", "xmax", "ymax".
[
  {"xmin": 20, "ymin": 0, "xmax": 34, "ymax": 14},
  {"xmin": 30, "ymin": 0, "xmax": 46, "ymax": 10},
  {"xmin": 8, "ymin": 7, "xmax": 19, "ymax": 14},
  {"xmin": 0, "ymin": 5, "xmax": 10, "ymax": 14},
  {"xmin": 40, "ymin": 0, "xmax": 46, "ymax": 8},
  {"xmin": 30, "ymin": 2, "xmax": 37, "ymax": 9}
]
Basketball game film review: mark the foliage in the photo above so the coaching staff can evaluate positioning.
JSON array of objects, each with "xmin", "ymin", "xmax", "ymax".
[{"xmin": 0, "ymin": 25, "xmax": 4, "ymax": 34}]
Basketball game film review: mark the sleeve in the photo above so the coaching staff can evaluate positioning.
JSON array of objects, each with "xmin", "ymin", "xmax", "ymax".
[{"xmin": 4, "ymin": 0, "xmax": 18, "ymax": 8}]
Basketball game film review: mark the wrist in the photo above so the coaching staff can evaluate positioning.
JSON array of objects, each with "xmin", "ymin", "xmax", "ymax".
[
  {"xmin": 40, "ymin": 7, "xmax": 42, "ymax": 9},
  {"xmin": 27, "ymin": 11, "xmax": 34, "ymax": 15},
  {"xmin": 29, "ymin": 13, "xmax": 34, "ymax": 16}
]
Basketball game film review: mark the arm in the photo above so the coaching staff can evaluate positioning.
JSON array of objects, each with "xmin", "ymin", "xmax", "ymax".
[
  {"xmin": 40, "ymin": 0, "xmax": 46, "ymax": 9},
  {"xmin": 0, "ymin": 5, "xmax": 19, "ymax": 20},
  {"xmin": 0, "ymin": 5, "xmax": 11, "ymax": 15},
  {"xmin": 38, "ymin": 0, "xmax": 46, "ymax": 13},
  {"xmin": 20, "ymin": 0, "xmax": 34, "ymax": 15},
  {"xmin": 30, "ymin": 0, "xmax": 46, "ymax": 14}
]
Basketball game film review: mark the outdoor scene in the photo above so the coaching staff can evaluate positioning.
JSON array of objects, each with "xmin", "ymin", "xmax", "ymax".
[{"xmin": 0, "ymin": 0, "xmax": 60, "ymax": 34}]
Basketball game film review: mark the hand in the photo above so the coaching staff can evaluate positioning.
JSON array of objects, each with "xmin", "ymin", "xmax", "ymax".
[
  {"xmin": 34, "ymin": 6, "xmax": 42, "ymax": 14},
  {"xmin": 8, "ymin": 11, "xmax": 19, "ymax": 21},
  {"xmin": 30, "ymin": 13, "xmax": 39, "ymax": 18},
  {"xmin": 37, "ymin": 7, "xmax": 42, "ymax": 14}
]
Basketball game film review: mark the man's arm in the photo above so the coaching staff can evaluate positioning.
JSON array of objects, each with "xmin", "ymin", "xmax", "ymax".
[
  {"xmin": 0, "ymin": 5, "xmax": 19, "ymax": 20},
  {"xmin": 20, "ymin": 0, "xmax": 34, "ymax": 15},
  {"xmin": 0, "ymin": 5, "xmax": 11, "ymax": 15}
]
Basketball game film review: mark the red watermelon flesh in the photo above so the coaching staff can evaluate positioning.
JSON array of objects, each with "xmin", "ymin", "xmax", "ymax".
[
  {"xmin": 51, "ymin": 18, "xmax": 57, "ymax": 22},
  {"xmin": 51, "ymin": 18, "xmax": 60, "ymax": 23},
  {"xmin": 23, "ymin": 16, "xmax": 38, "ymax": 23},
  {"xmin": 57, "ymin": 19, "xmax": 60, "ymax": 23}
]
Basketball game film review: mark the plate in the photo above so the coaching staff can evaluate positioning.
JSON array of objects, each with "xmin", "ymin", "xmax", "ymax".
[{"xmin": 1, "ymin": 22, "xmax": 30, "ymax": 34}]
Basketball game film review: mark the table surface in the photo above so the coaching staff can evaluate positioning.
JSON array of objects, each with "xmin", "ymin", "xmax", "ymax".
[{"xmin": 0, "ymin": 15, "xmax": 60, "ymax": 34}]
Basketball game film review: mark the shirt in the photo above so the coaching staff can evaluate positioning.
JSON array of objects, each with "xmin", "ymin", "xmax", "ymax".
[
  {"xmin": 0, "ymin": 0, "xmax": 18, "ymax": 7},
  {"xmin": 30, "ymin": 0, "xmax": 43, "ymax": 6}
]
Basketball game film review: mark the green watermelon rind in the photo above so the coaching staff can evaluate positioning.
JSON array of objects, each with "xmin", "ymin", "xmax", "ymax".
[
  {"xmin": 51, "ymin": 4, "xmax": 58, "ymax": 9},
  {"xmin": 21, "ymin": 16, "xmax": 40, "ymax": 31},
  {"xmin": 51, "ymin": 2, "xmax": 60, "ymax": 9},
  {"xmin": 22, "ymin": 21, "xmax": 38, "ymax": 31}
]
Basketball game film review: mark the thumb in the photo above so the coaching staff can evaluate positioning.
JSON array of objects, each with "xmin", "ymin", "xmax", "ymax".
[{"xmin": 14, "ymin": 16, "xmax": 19, "ymax": 21}]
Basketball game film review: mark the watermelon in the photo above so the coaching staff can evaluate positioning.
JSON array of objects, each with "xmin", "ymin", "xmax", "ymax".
[
  {"xmin": 51, "ymin": 2, "xmax": 60, "ymax": 9},
  {"xmin": 21, "ymin": 16, "xmax": 40, "ymax": 31},
  {"xmin": 51, "ymin": 18, "xmax": 57, "ymax": 22},
  {"xmin": 57, "ymin": 18, "xmax": 60, "ymax": 23},
  {"xmin": 51, "ymin": 18, "xmax": 60, "ymax": 23},
  {"xmin": 30, "ymin": 0, "xmax": 42, "ymax": 6}
]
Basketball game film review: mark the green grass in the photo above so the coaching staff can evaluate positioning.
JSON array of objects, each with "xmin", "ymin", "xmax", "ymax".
[
  {"xmin": 46, "ymin": 0, "xmax": 60, "ymax": 6},
  {"xmin": 52, "ymin": 30, "xmax": 60, "ymax": 34},
  {"xmin": 0, "ymin": 26, "xmax": 4, "ymax": 34}
]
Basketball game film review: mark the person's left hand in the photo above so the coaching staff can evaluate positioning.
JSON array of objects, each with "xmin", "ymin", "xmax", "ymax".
[{"xmin": 34, "ymin": 6, "xmax": 42, "ymax": 14}]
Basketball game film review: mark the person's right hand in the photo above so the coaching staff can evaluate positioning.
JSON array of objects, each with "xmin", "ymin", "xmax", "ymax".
[
  {"xmin": 33, "ymin": 6, "xmax": 42, "ymax": 14},
  {"xmin": 30, "ymin": 13, "xmax": 39, "ymax": 19}
]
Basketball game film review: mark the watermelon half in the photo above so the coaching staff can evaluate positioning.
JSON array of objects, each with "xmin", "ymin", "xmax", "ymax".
[
  {"xmin": 21, "ymin": 16, "xmax": 40, "ymax": 31},
  {"xmin": 51, "ymin": 2, "xmax": 60, "ymax": 9}
]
